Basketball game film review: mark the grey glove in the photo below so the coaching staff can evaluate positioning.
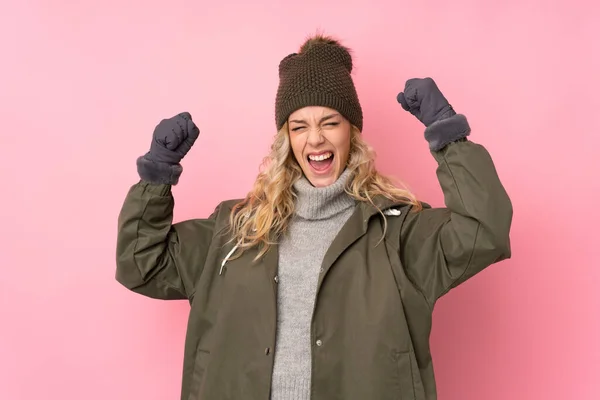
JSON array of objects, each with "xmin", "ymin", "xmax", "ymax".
[
  {"xmin": 136, "ymin": 112, "xmax": 200, "ymax": 185},
  {"xmin": 397, "ymin": 77, "xmax": 470, "ymax": 151}
]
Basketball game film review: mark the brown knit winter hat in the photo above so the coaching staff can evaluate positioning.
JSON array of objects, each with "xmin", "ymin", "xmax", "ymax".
[{"xmin": 275, "ymin": 34, "xmax": 363, "ymax": 131}]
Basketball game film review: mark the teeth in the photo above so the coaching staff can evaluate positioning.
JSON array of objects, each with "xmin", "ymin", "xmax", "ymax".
[{"xmin": 308, "ymin": 152, "xmax": 333, "ymax": 161}]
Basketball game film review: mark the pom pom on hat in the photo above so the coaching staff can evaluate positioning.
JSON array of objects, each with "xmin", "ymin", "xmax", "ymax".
[
  {"xmin": 299, "ymin": 34, "xmax": 347, "ymax": 53},
  {"xmin": 298, "ymin": 33, "xmax": 353, "ymax": 73}
]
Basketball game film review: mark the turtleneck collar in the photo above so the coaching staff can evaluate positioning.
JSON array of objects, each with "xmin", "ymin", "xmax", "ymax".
[{"xmin": 292, "ymin": 168, "xmax": 356, "ymax": 220}]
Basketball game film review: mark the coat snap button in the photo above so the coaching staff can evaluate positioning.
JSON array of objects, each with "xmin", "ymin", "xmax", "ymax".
[
  {"xmin": 265, "ymin": 347, "xmax": 271, "ymax": 355},
  {"xmin": 274, "ymin": 276, "xmax": 278, "ymax": 283},
  {"xmin": 316, "ymin": 339, "xmax": 322, "ymax": 347}
]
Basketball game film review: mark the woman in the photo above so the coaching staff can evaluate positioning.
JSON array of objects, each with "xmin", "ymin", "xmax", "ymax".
[{"xmin": 116, "ymin": 35, "xmax": 512, "ymax": 400}]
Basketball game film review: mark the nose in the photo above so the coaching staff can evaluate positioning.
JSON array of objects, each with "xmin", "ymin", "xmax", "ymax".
[{"xmin": 306, "ymin": 128, "xmax": 325, "ymax": 147}]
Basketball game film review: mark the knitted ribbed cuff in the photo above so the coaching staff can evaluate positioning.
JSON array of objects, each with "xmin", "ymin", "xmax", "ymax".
[
  {"xmin": 277, "ymin": 92, "xmax": 363, "ymax": 132},
  {"xmin": 292, "ymin": 168, "xmax": 355, "ymax": 220},
  {"xmin": 424, "ymin": 114, "xmax": 471, "ymax": 152},
  {"xmin": 270, "ymin": 375, "xmax": 311, "ymax": 400},
  {"xmin": 136, "ymin": 155, "xmax": 183, "ymax": 185}
]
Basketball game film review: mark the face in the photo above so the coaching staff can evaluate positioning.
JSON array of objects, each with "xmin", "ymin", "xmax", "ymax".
[{"xmin": 288, "ymin": 106, "xmax": 352, "ymax": 188}]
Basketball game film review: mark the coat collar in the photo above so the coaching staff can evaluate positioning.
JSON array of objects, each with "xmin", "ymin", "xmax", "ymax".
[{"xmin": 315, "ymin": 195, "xmax": 417, "ymax": 291}]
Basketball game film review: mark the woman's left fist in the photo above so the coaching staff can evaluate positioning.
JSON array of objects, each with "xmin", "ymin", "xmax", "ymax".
[{"xmin": 397, "ymin": 77, "xmax": 456, "ymax": 127}]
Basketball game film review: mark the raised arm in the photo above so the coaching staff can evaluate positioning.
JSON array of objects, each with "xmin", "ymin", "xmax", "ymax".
[
  {"xmin": 115, "ymin": 112, "xmax": 214, "ymax": 300},
  {"xmin": 397, "ymin": 78, "xmax": 513, "ymax": 306}
]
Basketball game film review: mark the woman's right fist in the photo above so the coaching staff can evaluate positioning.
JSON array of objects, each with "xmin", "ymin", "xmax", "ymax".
[{"xmin": 148, "ymin": 112, "xmax": 200, "ymax": 164}]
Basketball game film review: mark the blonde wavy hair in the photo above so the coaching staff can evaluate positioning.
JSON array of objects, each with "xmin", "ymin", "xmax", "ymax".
[{"xmin": 227, "ymin": 123, "xmax": 422, "ymax": 260}]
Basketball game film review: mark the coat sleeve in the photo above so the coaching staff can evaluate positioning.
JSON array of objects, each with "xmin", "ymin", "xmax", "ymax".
[
  {"xmin": 399, "ymin": 138, "xmax": 513, "ymax": 307},
  {"xmin": 115, "ymin": 181, "xmax": 220, "ymax": 301}
]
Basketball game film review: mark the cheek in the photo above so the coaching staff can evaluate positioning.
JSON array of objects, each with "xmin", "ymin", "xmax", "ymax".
[
  {"xmin": 332, "ymin": 131, "xmax": 351, "ymax": 163},
  {"xmin": 339, "ymin": 143, "xmax": 350, "ymax": 165},
  {"xmin": 290, "ymin": 135, "xmax": 305, "ymax": 161}
]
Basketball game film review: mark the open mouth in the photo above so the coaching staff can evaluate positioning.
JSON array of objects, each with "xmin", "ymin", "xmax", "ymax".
[{"xmin": 307, "ymin": 151, "xmax": 334, "ymax": 173}]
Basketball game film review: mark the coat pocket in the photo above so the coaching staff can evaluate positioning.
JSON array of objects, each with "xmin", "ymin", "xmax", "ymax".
[
  {"xmin": 187, "ymin": 349, "xmax": 211, "ymax": 400},
  {"xmin": 394, "ymin": 350, "xmax": 416, "ymax": 400}
]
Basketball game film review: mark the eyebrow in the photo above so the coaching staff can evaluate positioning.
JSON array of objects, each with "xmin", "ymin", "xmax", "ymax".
[{"xmin": 289, "ymin": 113, "xmax": 340, "ymax": 124}]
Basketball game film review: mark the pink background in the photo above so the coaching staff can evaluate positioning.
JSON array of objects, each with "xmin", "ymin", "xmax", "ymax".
[{"xmin": 1, "ymin": 0, "xmax": 599, "ymax": 399}]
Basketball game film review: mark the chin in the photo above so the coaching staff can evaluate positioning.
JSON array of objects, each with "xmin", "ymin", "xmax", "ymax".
[{"xmin": 303, "ymin": 166, "xmax": 340, "ymax": 188}]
